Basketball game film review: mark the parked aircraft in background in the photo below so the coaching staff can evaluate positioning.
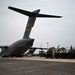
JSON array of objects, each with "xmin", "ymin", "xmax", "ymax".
[{"xmin": 0, "ymin": 6, "xmax": 62, "ymax": 57}]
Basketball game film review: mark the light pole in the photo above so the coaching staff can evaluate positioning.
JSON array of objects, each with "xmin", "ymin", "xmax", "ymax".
[{"xmin": 47, "ymin": 42, "xmax": 49, "ymax": 49}]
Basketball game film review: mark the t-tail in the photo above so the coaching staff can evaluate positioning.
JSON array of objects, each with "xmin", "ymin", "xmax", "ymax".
[{"xmin": 8, "ymin": 6, "xmax": 62, "ymax": 39}]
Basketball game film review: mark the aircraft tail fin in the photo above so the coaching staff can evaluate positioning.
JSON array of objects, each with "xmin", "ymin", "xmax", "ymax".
[
  {"xmin": 8, "ymin": 6, "xmax": 62, "ymax": 39},
  {"xmin": 23, "ymin": 9, "xmax": 40, "ymax": 38}
]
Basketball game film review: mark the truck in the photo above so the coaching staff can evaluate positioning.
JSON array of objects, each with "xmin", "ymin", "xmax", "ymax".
[{"xmin": 44, "ymin": 46, "xmax": 75, "ymax": 59}]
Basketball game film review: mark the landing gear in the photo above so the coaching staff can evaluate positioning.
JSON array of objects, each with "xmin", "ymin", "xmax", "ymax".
[
  {"xmin": 2, "ymin": 55, "xmax": 9, "ymax": 58},
  {"xmin": 15, "ymin": 55, "xmax": 23, "ymax": 57}
]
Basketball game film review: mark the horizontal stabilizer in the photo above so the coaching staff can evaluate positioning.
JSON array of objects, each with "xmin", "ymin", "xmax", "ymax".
[
  {"xmin": 8, "ymin": 6, "xmax": 62, "ymax": 18},
  {"xmin": 8, "ymin": 6, "xmax": 35, "ymax": 16},
  {"xmin": 37, "ymin": 14, "xmax": 62, "ymax": 18}
]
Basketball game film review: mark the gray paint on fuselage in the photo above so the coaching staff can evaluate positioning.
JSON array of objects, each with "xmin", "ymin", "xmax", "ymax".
[{"xmin": 1, "ymin": 39, "xmax": 34, "ymax": 56}]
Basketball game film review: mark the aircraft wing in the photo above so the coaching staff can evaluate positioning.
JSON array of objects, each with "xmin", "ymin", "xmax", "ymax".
[
  {"xmin": 30, "ymin": 47, "xmax": 48, "ymax": 50},
  {"xmin": 0, "ymin": 46, "xmax": 8, "ymax": 49}
]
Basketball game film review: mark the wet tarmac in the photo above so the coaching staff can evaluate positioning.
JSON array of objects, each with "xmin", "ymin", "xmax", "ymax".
[{"xmin": 0, "ymin": 57, "xmax": 75, "ymax": 75}]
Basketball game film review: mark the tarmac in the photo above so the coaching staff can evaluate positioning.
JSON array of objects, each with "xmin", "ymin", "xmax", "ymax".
[{"xmin": 0, "ymin": 56, "xmax": 75, "ymax": 75}]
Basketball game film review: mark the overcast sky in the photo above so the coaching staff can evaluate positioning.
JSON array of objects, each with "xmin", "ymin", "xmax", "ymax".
[{"xmin": 0, "ymin": 0, "xmax": 75, "ymax": 51}]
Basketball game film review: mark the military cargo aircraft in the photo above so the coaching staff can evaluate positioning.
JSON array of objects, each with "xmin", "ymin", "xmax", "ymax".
[{"xmin": 0, "ymin": 6, "xmax": 62, "ymax": 57}]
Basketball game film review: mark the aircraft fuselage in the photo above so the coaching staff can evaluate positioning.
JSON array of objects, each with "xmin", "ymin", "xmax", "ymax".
[{"xmin": 1, "ymin": 38, "xmax": 34, "ymax": 57}]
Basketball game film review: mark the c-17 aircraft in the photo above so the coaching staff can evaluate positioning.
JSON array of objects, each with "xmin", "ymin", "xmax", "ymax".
[{"xmin": 0, "ymin": 6, "xmax": 62, "ymax": 57}]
